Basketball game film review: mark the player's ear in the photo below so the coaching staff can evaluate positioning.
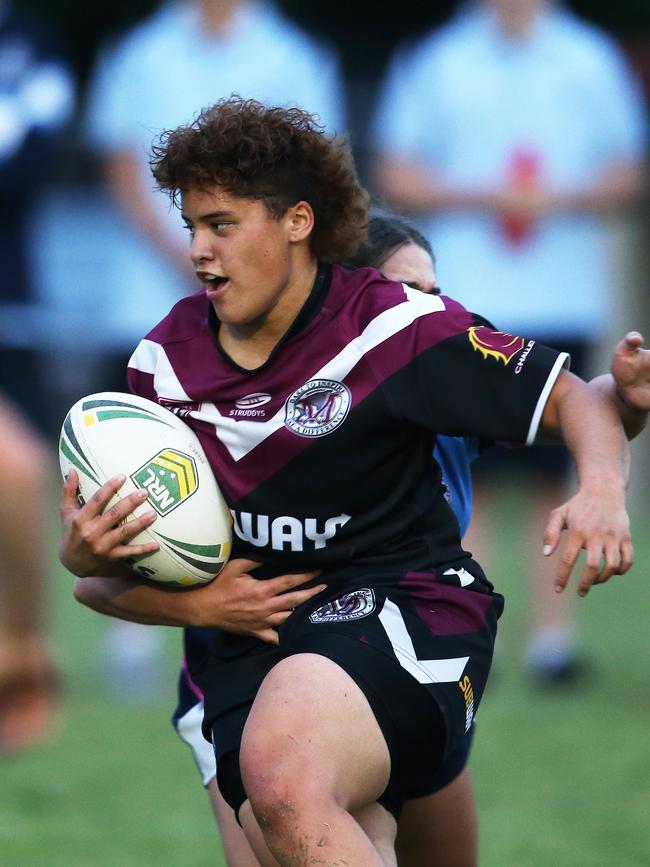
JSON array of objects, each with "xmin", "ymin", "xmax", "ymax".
[{"xmin": 286, "ymin": 200, "xmax": 314, "ymax": 244}]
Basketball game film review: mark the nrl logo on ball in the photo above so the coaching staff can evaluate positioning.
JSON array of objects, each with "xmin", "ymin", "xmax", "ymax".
[{"xmin": 131, "ymin": 448, "xmax": 199, "ymax": 516}]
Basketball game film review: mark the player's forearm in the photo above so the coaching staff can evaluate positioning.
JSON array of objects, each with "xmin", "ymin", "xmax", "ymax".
[
  {"xmin": 589, "ymin": 373, "xmax": 647, "ymax": 440},
  {"xmin": 543, "ymin": 373, "xmax": 630, "ymax": 493},
  {"xmin": 73, "ymin": 575, "xmax": 201, "ymax": 627}
]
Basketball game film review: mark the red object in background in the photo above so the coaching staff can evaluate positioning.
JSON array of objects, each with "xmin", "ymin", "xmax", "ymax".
[{"xmin": 500, "ymin": 148, "xmax": 541, "ymax": 245}]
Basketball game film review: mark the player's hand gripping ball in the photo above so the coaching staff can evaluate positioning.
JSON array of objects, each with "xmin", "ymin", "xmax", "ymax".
[{"xmin": 59, "ymin": 392, "xmax": 231, "ymax": 586}]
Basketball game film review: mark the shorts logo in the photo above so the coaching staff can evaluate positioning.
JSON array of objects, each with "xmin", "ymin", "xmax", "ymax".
[
  {"xmin": 468, "ymin": 326, "xmax": 526, "ymax": 365},
  {"xmin": 131, "ymin": 449, "xmax": 198, "ymax": 516},
  {"xmin": 459, "ymin": 674, "xmax": 475, "ymax": 732},
  {"xmin": 309, "ymin": 588, "xmax": 375, "ymax": 623},
  {"xmin": 284, "ymin": 379, "xmax": 351, "ymax": 437}
]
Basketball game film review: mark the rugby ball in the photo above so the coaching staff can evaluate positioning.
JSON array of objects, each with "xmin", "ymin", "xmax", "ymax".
[{"xmin": 59, "ymin": 392, "xmax": 231, "ymax": 586}]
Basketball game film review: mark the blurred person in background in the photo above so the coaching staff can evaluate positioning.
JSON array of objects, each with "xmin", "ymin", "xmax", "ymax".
[
  {"xmin": 373, "ymin": 0, "xmax": 647, "ymax": 684},
  {"xmin": 82, "ymin": 0, "xmax": 346, "ymax": 699},
  {"xmin": 0, "ymin": 1, "xmax": 74, "ymax": 752}
]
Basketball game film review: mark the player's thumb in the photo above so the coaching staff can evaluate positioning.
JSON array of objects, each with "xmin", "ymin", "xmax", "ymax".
[
  {"xmin": 257, "ymin": 628, "xmax": 280, "ymax": 646},
  {"xmin": 623, "ymin": 331, "xmax": 644, "ymax": 352},
  {"xmin": 543, "ymin": 506, "xmax": 565, "ymax": 557},
  {"xmin": 60, "ymin": 469, "xmax": 79, "ymax": 512}
]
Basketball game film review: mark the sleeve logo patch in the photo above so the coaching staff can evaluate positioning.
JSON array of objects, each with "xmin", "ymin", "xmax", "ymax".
[{"xmin": 468, "ymin": 326, "xmax": 526, "ymax": 365}]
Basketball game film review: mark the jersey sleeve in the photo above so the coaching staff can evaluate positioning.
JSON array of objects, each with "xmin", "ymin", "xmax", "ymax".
[
  {"xmin": 127, "ymin": 338, "xmax": 160, "ymax": 402},
  {"xmin": 384, "ymin": 292, "xmax": 569, "ymax": 445}
]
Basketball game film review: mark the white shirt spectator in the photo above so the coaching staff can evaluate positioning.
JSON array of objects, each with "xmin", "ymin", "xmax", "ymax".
[{"xmin": 373, "ymin": 4, "xmax": 646, "ymax": 337}]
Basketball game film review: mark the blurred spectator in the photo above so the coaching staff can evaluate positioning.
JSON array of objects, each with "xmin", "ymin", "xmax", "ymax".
[
  {"xmin": 373, "ymin": 0, "xmax": 646, "ymax": 684},
  {"xmin": 83, "ymin": 0, "xmax": 345, "ymax": 361},
  {"xmin": 0, "ymin": 1, "xmax": 73, "ymax": 751},
  {"xmin": 0, "ymin": 0, "xmax": 74, "ymax": 430},
  {"xmin": 81, "ymin": 0, "xmax": 346, "ymax": 699}
]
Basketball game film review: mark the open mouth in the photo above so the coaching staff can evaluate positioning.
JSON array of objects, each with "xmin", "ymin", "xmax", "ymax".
[{"xmin": 201, "ymin": 274, "xmax": 229, "ymax": 296}]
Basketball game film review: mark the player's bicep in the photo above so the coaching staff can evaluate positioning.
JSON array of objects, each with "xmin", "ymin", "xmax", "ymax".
[{"xmin": 388, "ymin": 312, "xmax": 569, "ymax": 443}]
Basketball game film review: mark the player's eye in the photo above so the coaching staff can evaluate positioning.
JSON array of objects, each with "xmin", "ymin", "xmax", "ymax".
[
  {"xmin": 211, "ymin": 222, "xmax": 231, "ymax": 234},
  {"xmin": 182, "ymin": 222, "xmax": 195, "ymax": 237}
]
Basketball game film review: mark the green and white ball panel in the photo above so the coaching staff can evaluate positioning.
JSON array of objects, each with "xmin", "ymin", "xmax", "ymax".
[{"xmin": 59, "ymin": 392, "xmax": 231, "ymax": 586}]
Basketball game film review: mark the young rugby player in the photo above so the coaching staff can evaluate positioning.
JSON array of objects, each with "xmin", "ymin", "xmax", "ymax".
[{"xmin": 61, "ymin": 99, "xmax": 636, "ymax": 867}]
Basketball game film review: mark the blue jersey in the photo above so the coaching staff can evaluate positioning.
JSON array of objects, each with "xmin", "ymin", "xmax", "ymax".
[{"xmin": 434, "ymin": 436, "xmax": 480, "ymax": 536}]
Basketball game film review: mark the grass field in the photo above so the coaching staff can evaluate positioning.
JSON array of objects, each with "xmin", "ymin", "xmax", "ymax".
[{"xmin": 2, "ymin": 485, "xmax": 650, "ymax": 866}]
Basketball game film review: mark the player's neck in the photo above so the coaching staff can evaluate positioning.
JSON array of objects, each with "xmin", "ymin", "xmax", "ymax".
[{"xmin": 219, "ymin": 260, "xmax": 319, "ymax": 370}]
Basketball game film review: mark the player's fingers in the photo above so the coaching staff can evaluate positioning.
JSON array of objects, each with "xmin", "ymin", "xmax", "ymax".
[
  {"xmin": 84, "ymin": 475, "xmax": 128, "ymax": 518},
  {"xmin": 271, "ymin": 584, "xmax": 327, "ymax": 611},
  {"xmin": 107, "ymin": 509, "xmax": 158, "ymax": 546},
  {"xmin": 225, "ymin": 558, "xmax": 263, "ymax": 576},
  {"xmin": 107, "ymin": 540, "xmax": 160, "ymax": 560},
  {"xmin": 555, "ymin": 533, "xmax": 582, "ymax": 592},
  {"xmin": 255, "ymin": 628, "xmax": 280, "ymax": 646},
  {"xmin": 619, "ymin": 538, "xmax": 634, "ymax": 575},
  {"xmin": 576, "ymin": 539, "xmax": 604, "ymax": 596},
  {"xmin": 623, "ymin": 331, "xmax": 644, "ymax": 351},
  {"xmin": 60, "ymin": 469, "xmax": 80, "ymax": 514},
  {"xmin": 594, "ymin": 538, "xmax": 622, "ymax": 584},
  {"xmin": 543, "ymin": 507, "xmax": 566, "ymax": 559},
  {"xmin": 271, "ymin": 570, "xmax": 322, "ymax": 593},
  {"xmin": 97, "ymin": 487, "xmax": 150, "ymax": 530}
]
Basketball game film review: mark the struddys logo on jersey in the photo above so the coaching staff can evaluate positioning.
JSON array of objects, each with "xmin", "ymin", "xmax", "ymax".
[
  {"xmin": 131, "ymin": 449, "xmax": 198, "ymax": 516},
  {"xmin": 468, "ymin": 326, "xmax": 526, "ymax": 366},
  {"xmin": 284, "ymin": 379, "xmax": 351, "ymax": 437},
  {"xmin": 309, "ymin": 588, "xmax": 376, "ymax": 623},
  {"xmin": 230, "ymin": 392, "xmax": 272, "ymax": 418}
]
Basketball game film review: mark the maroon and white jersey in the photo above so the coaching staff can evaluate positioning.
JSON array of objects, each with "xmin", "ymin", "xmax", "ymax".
[{"xmin": 128, "ymin": 264, "xmax": 568, "ymax": 579}]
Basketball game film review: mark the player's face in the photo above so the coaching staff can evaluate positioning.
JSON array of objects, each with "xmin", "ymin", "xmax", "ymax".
[
  {"xmin": 380, "ymin": 242, "xmax": 438, "ymax": 294},
  {"xmin": 182, "ymin": 186, "xmax": 314, "ymax": 331}
]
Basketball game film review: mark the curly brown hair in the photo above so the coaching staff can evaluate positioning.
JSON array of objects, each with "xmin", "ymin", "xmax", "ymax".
[{"xmin": 150, "ymin": 96, "xmax": 369, "ymax": 262}]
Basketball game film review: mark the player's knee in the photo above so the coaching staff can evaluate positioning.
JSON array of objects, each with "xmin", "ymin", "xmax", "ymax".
[{"xmin": 241, "ymin": 741, "xmax": 321, "ymax": 833}]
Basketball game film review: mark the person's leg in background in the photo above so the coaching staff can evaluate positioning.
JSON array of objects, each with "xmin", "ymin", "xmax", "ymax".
[{"xmin": 0, "ymin": 393, "xmax": 60, "ymax": 753}]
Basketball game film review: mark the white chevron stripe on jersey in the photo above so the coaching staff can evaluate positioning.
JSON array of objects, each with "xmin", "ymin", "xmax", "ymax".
[
  {"xmin": 130, "ymin": 339, "xmax": 192, "ymax": 401},
  {"xmin": 196, "ymin": 292, "xmax": 446, "ymax": 462},
  {"xmin": 379, "ymin": 598, "xmax": 469, "ymax": 684},
  {"xmin": 128, "ymin": 338, "xmax": 159, "ymax": 375},
  {"xmin": 129, "ymin": 293, "xmax": 446, "ymax": 462}
]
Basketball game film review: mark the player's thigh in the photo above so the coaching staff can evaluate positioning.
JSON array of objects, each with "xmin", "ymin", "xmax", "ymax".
[
  {"xmin": 395, "ymin": 767, "xmax": 477, "ymax": 867},
  {"xmin": 240, "ymin": 652, "xmax": 391, "ymax": 812}
]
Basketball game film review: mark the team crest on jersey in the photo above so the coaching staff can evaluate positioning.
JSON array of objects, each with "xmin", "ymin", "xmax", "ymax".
[
  {"xmin": 468, "ymin": 326, "xmax": 525, "ymax": 365},
  {"xmin": 131, "ymin": 449, "xmax": 198, "ymax": 516},
  {"xmin": 309, "ymin": 588, "xmax": 375, "ymax": 623},
  {"xmin": 284, "ymin": 379, "xmax": 351, "ymax": 437}
]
